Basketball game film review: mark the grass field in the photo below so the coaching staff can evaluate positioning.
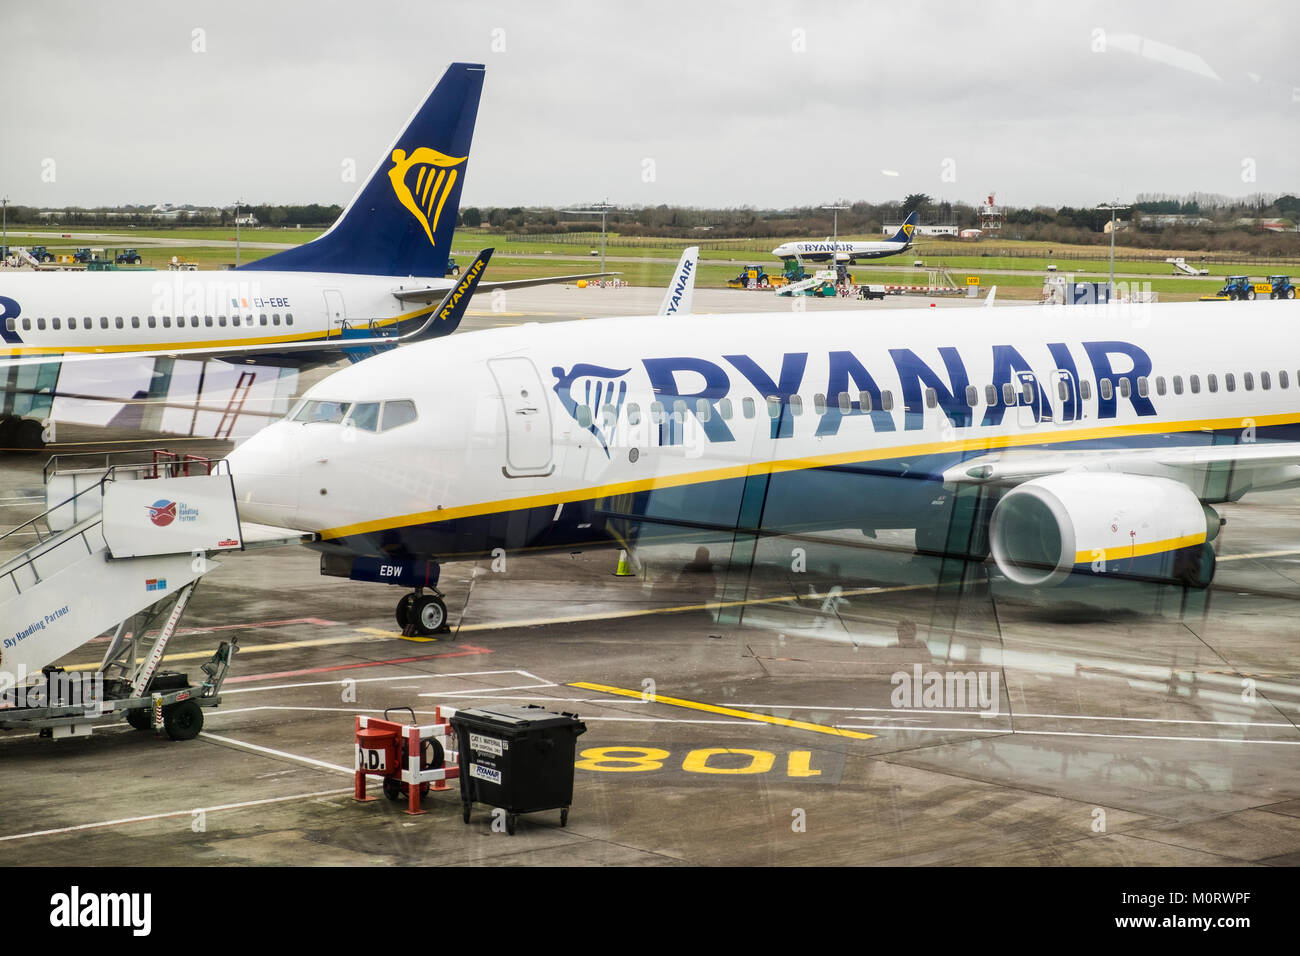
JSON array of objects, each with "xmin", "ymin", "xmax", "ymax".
[{"xmin": 4, "ymin": 223, "xmax": 1282, "ymax": 301}]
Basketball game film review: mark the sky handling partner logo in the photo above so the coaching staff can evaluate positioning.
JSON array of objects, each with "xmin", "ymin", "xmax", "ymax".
[
  {"xmin": 145, "ymin": 500, "xmax": 198, "ymax": 527},
  {"xmin": 387, "ymin": 147, "xmax": 467, "ymax": 248},
  {"xmin": 552, "ymin": 363, "xmax": 631, "ymax": 457}
]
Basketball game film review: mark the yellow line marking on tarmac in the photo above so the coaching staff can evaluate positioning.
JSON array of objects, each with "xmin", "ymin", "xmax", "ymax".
[
  {"xmin": 570, "ymin": 681, "xmax": 876, "ymax": 739},
  {"xmin": 61, "ymin": 631, "xmax": 394, "ymax": 672},
  {"xmin": 452, "ymin": 581, "xmax": 937, "ymax": 633}
]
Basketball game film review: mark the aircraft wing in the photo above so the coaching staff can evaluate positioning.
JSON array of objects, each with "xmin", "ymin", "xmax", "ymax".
[
  {"xmin": 393, "ymin": 271, "xmax": 619, "ymax": 300},
  {"xmin": 0, "ymin": 249, "xmax": 494, "ymax": 370},
  {"xmin": 942, "ymin": 441, "xmax": 1300, "ymax": 501}
]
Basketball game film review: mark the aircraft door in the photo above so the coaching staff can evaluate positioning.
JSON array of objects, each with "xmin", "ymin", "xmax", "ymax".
[
  {"xmin": 323, "ymin": 289, "xmax": 346, "ymax": 338},
  {"xmin": 488, "ymin": 357, "xmax": 555, "ymax": 477}
]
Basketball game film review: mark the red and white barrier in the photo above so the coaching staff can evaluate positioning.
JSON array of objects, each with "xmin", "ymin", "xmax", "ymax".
[{"xmin": 354, "ymin": 706, "xmax": 461, "ymax": 815}]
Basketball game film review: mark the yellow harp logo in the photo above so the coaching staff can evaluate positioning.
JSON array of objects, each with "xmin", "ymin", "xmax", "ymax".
[
  {"xmin": 902, "ymin": 223, "xmax": 915, "ymax": 240},
  {"xmin": 387, "ymin": 147, "xmax": 467, "ymax": 248}
]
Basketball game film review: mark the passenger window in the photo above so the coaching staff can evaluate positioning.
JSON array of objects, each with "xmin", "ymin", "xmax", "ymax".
[
  {"xmin": 1100, "ymin": 378, "xmax": 1113, "ymax": 401},
  {"xmin": 1281, "ymin": 371, "xmax": 1290, "ymax": 389},
  {"xmin": 650, "ymin": 401, "xmax": 665, "ymax": 424},
  {"xmin": 672, "ymin": 399, "xmax": 687, "ymax": 422},
  {"xmin": 51, "ymin": 318, "xmax": 60, "ymax": 330},
  {"xmin": 286, "ymin": 314, "xmax": 294, "ymax": 326},
  {"xmin": 1002, "ymin": 382, "xmax": 1016, "ymax": 404},
  {"xmin": 1021, "ymin": 382, "xmax": 1035, "ymax": 403},
  {"xmin": 838, "ymin": 392, "xmax": 851, "ymax": 414},
  {"xmin": 272, "ymin": 314, "xmax": 281, "ymax": 326},
  {"xmin": 37, "ymin": 318, "xmax": 46, "ymax": 330},
  {"xmin": 1057, "ymin": 380, "xmax": 1069, "ymax": 401},
  {"xmin": 1118, "ymin": 378, "xmax": 1130, "ymax": 399},
  {"xmin": 1137, "ymin": 376, "xmax": 1149, "ymax": 397},
  {"xmin": 232, "ymin": 316, "xmax": 241, "ymax": 327},
  {"xmin": 602, "ymin": 403, "xmax": 618, "ymax": 426},
  {"xmin": 191, "ymin": 316, "xmax": 200, "ymax": 327},
  {"xmin": 925, "ymin": 387, "xmax": 937, "ymax": 409},
  {"xmin": 1190, "ymin": 375, "xmax": 1201, "ymax": 394},
  {"xmin": 742, "ymin": 397, "xmax": 755, "ymax": 419},
  {"xmin": 985, "ymin": 384, "xmax": 997, "ymax": 405},
  {"xmin": 21, "ymin": 318, "xmax": 31, "ymax": 331},
  {"xmin": 1079, "ymin": 380, "xmax": 1092, "ymax": 401},
  {"xmin": 965, "ymin": 385, "xmax": 978, "ymax": 407},
  {"xmin": 218, "ymin": 316, "xmax": 227, "ymax": 327},
  {"xmin": 1172, "ymin": 375, "xmax": 1183, "ymax": 395},
  {"xmin": 1261, "ymin": 371, "xmax": 1270, "ymax": 390},
  {"xmin": 1207, "ymin": 373, "xmax": 1218, "ymax": 393},
  {"xmin": 858, "ymin": 391, "xmax": 873, "ymax": 413},
  {"xmin": 881, "ymin": 390, "xmax": 894, "ymax": 411},
  {"xmin": 628, "ymin": 403, "xmax": 641, "ymax": 426},
  {"xmin": 813, "ymin": 394, "xmax": 826, "ymax": 416},
  {"xmin": 1244, "ymin": 372, "xmax": 1254, "ymax": 391},
  {"xmin": 100, "ymin": 317, "xmax": 109, "ymax": 329},
  {"xmin": 260, "ymin": 315, "xmax": 268, "ymax": 326},
  {"xmin": 766, "ymin": 396, "xmax": 781, "ymax": 418},
  {"xmin": 115, "ymin": 317, "xmax": 123, "ymax": 329},
  {"xmin": 347, "ymin": 402, "xmax": 381, "ymax": 432},
  {"xmin": 576, "ymin": 405, "xmax": 592, "ymax": 428},
  {"xmin": 380, "ymin": 400, "xmax": 418, "ymax": 431},
  {"xmin": 718, "ymin": 398, "xmax": 733, "ymax": 420},
  {"xmin": 789, "ymin": 395, "xmax": 803, "ymax": 416},
  {"xmin": 695, "ymin": 398, "xmax": 711, "ymax": 422},
  {"xmin": 204, "ymin": 316, "xmax": 213, "ymax": 328},
  {"xmin": 131, "ymin": 316, "xmax": 140, "ymax": 329},
  {"xmin": 1224, "ymin": 373, "xmax": 1235, "ymax": 392},
  {"xmin": 148, "ymin": 316, "xmax": 157, "ymax": 329},
  {"xmin": 1155, "ymin": 376, "xmax": 1166, "ymax": 396}
]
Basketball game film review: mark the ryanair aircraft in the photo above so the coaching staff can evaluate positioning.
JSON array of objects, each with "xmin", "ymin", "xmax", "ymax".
[
  {"xmin": 227, "ymin": 298, "xmax": 1300, "ymax": 633},
  {"xmin": 772, "ymin": 211, "xmax": 919, "ymax": 264},
  {"xmin": 0, "ymin": 63, "xmax": 603, "ymax": 374}
]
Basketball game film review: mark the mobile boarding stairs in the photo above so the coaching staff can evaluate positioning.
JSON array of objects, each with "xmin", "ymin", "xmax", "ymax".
[{"xmin": 0, "ymin": 452, "xmax": 313, "ymax": 741}]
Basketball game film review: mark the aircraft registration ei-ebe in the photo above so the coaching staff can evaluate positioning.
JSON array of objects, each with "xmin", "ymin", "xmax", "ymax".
[
  {"xmin": 0, "ymin": 62, "xmax": 609, "ymax": 393},
  {"xmin": 227, "ymin": 297, "xmax": 1300, "ymax": 634}
]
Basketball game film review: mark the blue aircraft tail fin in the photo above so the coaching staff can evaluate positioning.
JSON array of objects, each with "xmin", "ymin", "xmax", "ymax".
[
  {"xmin": 240, "ymin": 63, "xmax": 485, "ymax": 278},
  {"xmin": 890, "ymin": 210, "xmax": 919, "ymax": 244}
]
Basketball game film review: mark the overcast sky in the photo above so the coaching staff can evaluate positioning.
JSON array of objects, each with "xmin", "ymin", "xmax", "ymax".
[{"xmin": 4, "ymin": 1, "xmax": 1296, "ymax": 212}]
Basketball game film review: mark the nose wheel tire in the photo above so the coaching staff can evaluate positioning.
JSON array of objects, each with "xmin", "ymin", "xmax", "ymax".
[{"xmin": 395, "ymin": 594, "xmax": 414, "ymax": 630}]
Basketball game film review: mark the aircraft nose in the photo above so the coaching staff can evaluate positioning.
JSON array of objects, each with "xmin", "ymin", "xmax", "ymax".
[{"xmin": 227, "ymin": 423, "xmax": 303, "ymax": 527}]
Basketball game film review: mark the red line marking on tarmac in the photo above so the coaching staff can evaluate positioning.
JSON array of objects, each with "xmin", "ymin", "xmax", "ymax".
[{"xmin": 224, "ymin": 645, "xmax": 493, "ymax": 683}]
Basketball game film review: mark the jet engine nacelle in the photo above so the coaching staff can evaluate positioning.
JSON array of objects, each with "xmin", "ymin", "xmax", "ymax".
[{"xmin": 988, "ymin": 473, "xmax": 1219, "ymax": 587}]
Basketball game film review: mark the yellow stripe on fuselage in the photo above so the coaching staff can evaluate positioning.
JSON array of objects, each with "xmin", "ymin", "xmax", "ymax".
[
  {"xmin": 0, "ymin": 302, "xmax": 439, "ymax": 357},
  {"xmin": 319, "ymin": 409, "xmax": 1300, "ymax": 540},
  {"xmin": 1073, "ymin": 532, "xmax": 1207, "ymax": 565}
]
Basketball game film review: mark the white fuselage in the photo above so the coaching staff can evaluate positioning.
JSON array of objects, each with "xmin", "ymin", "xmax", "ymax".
[
  {"xmin": 0, "ymin": 270, "xmax": 450, "ymax": 359},
  {"xmin": 771, "ymin": 239, "xmax": 911, "ymax": 262},
  {"xmin": 227, "ymin": 300, "xmax": 1300, "ymax": 557}
]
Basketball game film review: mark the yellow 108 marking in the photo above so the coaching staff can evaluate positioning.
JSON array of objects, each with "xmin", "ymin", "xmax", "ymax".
[{"xmin": 576, "ymin": 746, "xmax": 822, "ymax": 777}]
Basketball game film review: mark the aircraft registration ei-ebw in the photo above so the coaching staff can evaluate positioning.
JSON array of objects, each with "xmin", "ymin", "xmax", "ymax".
[{"xmin": 226, "ymin": 296, "xmax": 1300, "ymax": 634}]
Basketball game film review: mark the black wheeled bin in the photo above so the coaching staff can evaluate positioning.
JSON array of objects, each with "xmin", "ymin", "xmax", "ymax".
[{"xmin": 450, "ymin": 704, "xmax": 586, "ymax": 834}]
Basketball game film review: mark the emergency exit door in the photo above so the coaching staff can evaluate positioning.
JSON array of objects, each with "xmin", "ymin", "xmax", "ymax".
[{"xmin": 488, "ymin": 357, "xmax": 555, "ymax": 477}]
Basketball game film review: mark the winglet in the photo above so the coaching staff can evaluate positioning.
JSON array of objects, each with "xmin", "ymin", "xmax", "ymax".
[{"xmin": 658, "ymin": 246, "xmax": 698, "ymax": 316}]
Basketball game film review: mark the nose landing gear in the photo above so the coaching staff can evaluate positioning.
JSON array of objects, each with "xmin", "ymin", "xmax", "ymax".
[{"xmin": 396, "ymin": 588, "xmax": 449, "ymax": 636}]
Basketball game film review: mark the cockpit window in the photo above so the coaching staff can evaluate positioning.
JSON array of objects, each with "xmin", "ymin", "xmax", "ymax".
[
  {"xmin": 347, "ymin": 402, "xmax": 381, "ymax": 432},
  {"xmin": 380, "ymin": 400, "xmax": 418, "ymax": 431},
  {"xmin": 293, "ymin": 400, "xmax": 351, "ymax": 424}
]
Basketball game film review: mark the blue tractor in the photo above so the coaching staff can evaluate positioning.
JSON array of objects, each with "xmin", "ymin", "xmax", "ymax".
[{"xmin": 1267, "ymin": 276, "xmax": 1295, "ymax": 300}]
